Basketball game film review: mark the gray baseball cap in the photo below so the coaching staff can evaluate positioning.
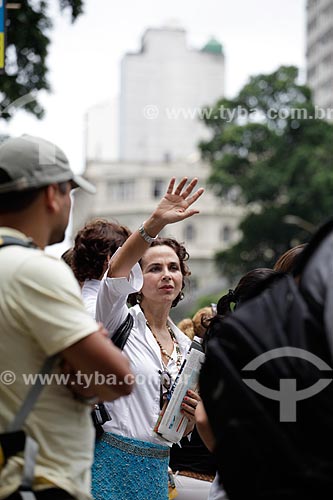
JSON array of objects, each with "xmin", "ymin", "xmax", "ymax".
[{"xmin": 0, "ymin": 134, "xmax": 96, "ymax": 194}]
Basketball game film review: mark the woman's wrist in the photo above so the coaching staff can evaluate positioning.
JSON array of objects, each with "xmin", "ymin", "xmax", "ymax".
[
  {"xmin": 143, "ymin": 216, "xmax": 165, "ymax": 238},
  {"xmin": 138, "ymin": 224, "xmax": 157, "ymax": 244}
]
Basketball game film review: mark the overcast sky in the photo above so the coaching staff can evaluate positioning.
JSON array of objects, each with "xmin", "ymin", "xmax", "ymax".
[
  {"xmin": 0, "ymin": 0, "xmax": 307, "ymax": 254},
  {"xmin": 0, "ymin": 0, "xmax": 306, "ymax": 174}
]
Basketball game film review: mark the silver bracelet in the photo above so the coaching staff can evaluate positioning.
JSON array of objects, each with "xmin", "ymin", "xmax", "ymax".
[{"xmin": 138, "ymin": 223, "xmax": 158, "ymax": 244}]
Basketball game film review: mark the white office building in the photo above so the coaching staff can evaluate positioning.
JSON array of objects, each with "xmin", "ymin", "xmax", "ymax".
[{"xmin": 119, "ymin": 26, "xmax": 225, "ymax": 162}]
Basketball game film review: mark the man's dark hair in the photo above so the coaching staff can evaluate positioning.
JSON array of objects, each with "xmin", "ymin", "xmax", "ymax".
[
  {"xmin": 0, "ymin": 170, "xmax": 69, "ymax": 214},
  {"xmin": 0, "ymin": 169, "xmax": 42, "ymax": 213}
]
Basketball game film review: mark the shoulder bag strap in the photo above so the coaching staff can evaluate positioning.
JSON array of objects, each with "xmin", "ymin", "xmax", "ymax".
[{"xmin": 112, "ymin": 313, "xmax": 134, "ymax": 350}]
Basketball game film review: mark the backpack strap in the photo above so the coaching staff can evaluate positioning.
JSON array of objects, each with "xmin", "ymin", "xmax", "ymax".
[
  {"xmin": 0, "ymin": 235, "xmax": 36, "ymax": 249},
  {"xmin": 6, "ymin": 355, "xmax": 58, "ymax": 433},
  {"xmin": 5, "ymin": 355, "xmax": 58, "ymax": 495},
  {"xmin": 18, "ymin": 436, "xmax": 39, "ymax": 499}
]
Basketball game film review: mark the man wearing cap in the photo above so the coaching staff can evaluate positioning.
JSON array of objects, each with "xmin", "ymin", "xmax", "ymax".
[{"xmin": 0, "ymin": 135, "xmax": 133, "ymax": 500}]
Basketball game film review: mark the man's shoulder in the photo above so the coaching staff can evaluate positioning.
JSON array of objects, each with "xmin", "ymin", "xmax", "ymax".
[
  {"xmin": 11, "ymin": 249, "xmax": 79, "ymax": 294},
  {"xmin": 21, "ymin": 249, "xmax": 70, "ymax": 271}
]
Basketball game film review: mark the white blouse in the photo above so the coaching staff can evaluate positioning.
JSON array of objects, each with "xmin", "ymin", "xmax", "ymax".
[
  {"xmin": 81, "ymin": 279, "xmax": 100, "ymax": 318},
  {"xmin": 95, "ymin": 263, "xmax": 191, "ymax": 446}
]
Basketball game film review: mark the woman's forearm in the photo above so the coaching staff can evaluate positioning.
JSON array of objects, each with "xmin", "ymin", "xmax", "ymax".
[
  {"xmin": 195, "ymin": 401, "xmax": 216, "ymax": 452},
  {"xmin": 108, "ymin": 217, "xmax": 165, "ymax": 279}
]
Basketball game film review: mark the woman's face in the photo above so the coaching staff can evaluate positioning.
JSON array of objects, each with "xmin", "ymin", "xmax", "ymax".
[{"xmin": 140, "ymin": 245, "xmax": 183, "ymax": 307}]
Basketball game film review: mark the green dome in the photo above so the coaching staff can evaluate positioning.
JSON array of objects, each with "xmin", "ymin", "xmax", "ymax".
[{"xmin": 202, "ymin": 37, "xmax": 223, "ymax": 54}]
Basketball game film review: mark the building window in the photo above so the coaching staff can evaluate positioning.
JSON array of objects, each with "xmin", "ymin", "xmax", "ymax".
[
  {"xmin": 322, "ymin": 2, "xmax": 333, "ymax": 17},
  {"xmin": 184, "ymin": 224, "xmax": 196, "ymax": 242},
  {"xmin": 221, "ymin": 225, "xmax": 232, "ymax": 242},
  {"xmin": 307, "ymin": 17, "xmax": 317, "ymax": 32},
  {"xmin": 153, "ymin": 179, "xmax": 164, "ymax": 199},
  {"xmin": 109, "ymin": 180, "xmax": 135, "ymax": 201},
  {"xmin": 319, "ymin": 26, "xmax": 333, "ymax": 46},
  {"xmin": 163, "ymin": 152, "xmax": 172, "ymax": 163}
]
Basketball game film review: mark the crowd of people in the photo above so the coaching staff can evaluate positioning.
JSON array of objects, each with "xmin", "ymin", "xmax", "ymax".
[{"xmin": 0, "ymin": 134, "xmax": 331, "ymax": 500}]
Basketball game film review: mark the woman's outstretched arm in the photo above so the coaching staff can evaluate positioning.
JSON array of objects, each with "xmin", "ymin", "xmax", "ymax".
[{"xmin": 109, "ymin": 177, "xmax": 204, "ymax": 279}]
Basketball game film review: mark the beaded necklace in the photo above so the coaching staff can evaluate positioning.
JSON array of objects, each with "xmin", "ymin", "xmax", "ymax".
[{"xmin": 146, "ymin": 320, "xmax": 183, "ymax": 369}]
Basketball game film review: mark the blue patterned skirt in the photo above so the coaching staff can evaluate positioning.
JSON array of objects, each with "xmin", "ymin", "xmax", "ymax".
[{"xmin": 92, "ymin": 432, "xmax": 170, "ymax": 500}]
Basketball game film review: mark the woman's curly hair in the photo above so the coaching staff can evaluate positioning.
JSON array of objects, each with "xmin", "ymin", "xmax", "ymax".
[
  {"xmin": 72, "ymin": 218, "xmax": 131, "ymax": 282},
  {"xmin": 128, "ymin": 237, "xmax": 191, "ymax": 308}
]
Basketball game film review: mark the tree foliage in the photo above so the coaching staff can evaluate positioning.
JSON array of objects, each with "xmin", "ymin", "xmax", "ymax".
[
  {"xmin": 0, "ymin": 0, "xmax": 84, "ymax": 120},
  {"xmin": 200, "ymin": 66, "xmax": 333, "ymax": 278}
]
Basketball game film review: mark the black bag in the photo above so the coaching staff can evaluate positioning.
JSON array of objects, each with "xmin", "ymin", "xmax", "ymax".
[
  {"xmin": 200, "ymin": 219, "xmax": 333, "ymax": 500},
  {"xmin": 91, "ymin": 313, "xmax": 133, "ymax": 438},
  {"xmin": 112, "ymin": 312, "xmax": 134, "ymax": 350}
]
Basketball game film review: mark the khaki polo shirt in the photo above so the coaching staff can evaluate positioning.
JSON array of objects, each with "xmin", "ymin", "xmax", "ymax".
[{"xmin": 0, "ymin": 228, "xmax": 98, "ymax": 500}]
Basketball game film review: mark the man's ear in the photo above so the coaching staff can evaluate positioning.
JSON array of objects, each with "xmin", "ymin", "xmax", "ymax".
[{"xmin": 44, "ymin": 184, "xmax": 60, "ymax": 213}]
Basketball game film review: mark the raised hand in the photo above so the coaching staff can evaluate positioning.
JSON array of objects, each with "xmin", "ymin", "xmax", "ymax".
[
  {"xmin": 152, "ymin": 177, "xmax": 204, "ymax": 226},
  {"xmin": 108, "ymin": 177, "xmax": 204, "ymax": 279}
]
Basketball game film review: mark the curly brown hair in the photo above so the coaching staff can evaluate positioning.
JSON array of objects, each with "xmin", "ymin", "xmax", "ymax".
[
  {"xmin": 72, "ymin": 218, "xmax": 131, "ymax": 282},
  {"xmin": 128, "ymin": 237, "xmax": 191, "ymax": 308}
]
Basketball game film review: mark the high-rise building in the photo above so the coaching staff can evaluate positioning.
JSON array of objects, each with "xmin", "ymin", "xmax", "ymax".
[
  {"xmin": 85, "ymin": 24, "xmax": 225, "ymax": 164},
  {"xmin": 306, "ymin": 0, "xmax": 333, "ymax": 110},
  {"xmin": 119, "ymin": 26, "xmax": 225, "ymax": 162}
]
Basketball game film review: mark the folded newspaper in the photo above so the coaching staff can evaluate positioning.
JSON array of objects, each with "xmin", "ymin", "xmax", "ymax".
[{"xmin": 153, "ymin": 338, "xmax": 205, "ymax": 443}]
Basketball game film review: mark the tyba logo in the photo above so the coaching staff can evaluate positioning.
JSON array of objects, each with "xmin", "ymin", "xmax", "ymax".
[{"xmin": 242, "ymin": 347, "xmax": 332, "ymax": 422}]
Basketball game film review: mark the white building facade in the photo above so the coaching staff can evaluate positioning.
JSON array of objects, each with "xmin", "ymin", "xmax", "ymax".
[{"xmin": 306, "ymin": 0, "xmax": 333, "ymax": 110}]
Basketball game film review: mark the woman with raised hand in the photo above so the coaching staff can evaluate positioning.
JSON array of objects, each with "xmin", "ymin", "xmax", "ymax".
[{"xmin": 92, "ymin": 177, "xmax": 204, "ymax": 500}]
